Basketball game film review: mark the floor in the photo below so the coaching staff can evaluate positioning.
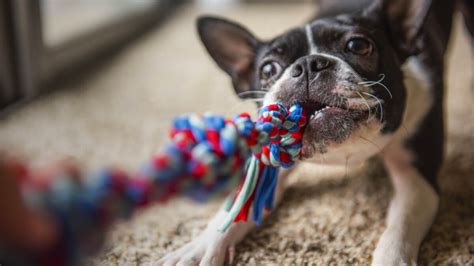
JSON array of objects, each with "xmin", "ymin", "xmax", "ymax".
[{"xmin": 0, "ymin": 3, "xmax": 472, "ymax": 265}]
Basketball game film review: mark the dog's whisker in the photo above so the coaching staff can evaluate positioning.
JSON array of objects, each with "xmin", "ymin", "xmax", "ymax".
[
  {"xmin": 360, "ymin": 74, "xmax": 386, "ymax": 85},
  {"xmin": 239, "ymin": 96, "xmax": 264, "ymax": 100},
  {"xmin": 376, "ymin": 82, "xmax": 393, "ymax": 99},
  {"xmin": 375, "ymin": 73, "xmax": 386, "ymax": 84},
  {"xmin": 242, "ymin": 98, "xmax": 265, "ymax": 103},
  {"xmin": 401, "ymin": 123, "xmax": 410, "ymax": 138},
  {"xmin": 361, "ymin": 92, "xmax": 384, "ymax": 122},
  {"xmin": 358, "ymin": 136, "xmax": 382, "ymax": 153},
  {"xmin": 236, "ymin": 91, "xmax": 268, "ymax": 98},
  {"xmin": 358, "ymin": 74, "xmax": 393, "ymax": 99},
  {"xmin": 355, "ymin": 91, "xmax": 373, "ymax": 122},
  {"xmin": 236, "ymin": 91, "xmax": 267, "ymax": 104}
]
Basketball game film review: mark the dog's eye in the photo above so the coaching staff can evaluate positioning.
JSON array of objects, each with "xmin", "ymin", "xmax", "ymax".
[
  {"xmin": 260, "ymin": 61, "xmax": 282, "ymax": 81},
  {"xmin": 346, "ymin": 38, "xmax": 373, "ymax": 56}
]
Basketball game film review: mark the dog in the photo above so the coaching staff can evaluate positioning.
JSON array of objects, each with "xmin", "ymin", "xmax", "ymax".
[{"xmin": 160, "ymin": 0, "xmax": 462, "ymax": 264}]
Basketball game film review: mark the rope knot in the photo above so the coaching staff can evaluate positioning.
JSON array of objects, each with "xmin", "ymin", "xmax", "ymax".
[{"xmin": 256, "ymin": 103, "xmax": 306, "ymax": 167}]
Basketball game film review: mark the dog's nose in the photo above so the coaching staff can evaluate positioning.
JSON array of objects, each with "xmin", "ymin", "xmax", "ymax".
[
  {"xmin": 290, "ymin": 55, "xmax": 333, "ymax": 78},
  {"xmin": 308, "ymin": 56, "xmax": 331, "ymax": 73},
  {"xmin": 290, "ymin": 64, "xmax": 304, "ymax": 77}
]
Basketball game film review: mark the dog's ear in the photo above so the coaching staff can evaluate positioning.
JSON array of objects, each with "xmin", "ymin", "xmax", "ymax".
[
  {"xmin": 364, "ymin": 0, "xmax": 432, "ymax": 58},
  {"xmin": 197, "ymin": 16, "xmax": 260, "ymax": 96}
]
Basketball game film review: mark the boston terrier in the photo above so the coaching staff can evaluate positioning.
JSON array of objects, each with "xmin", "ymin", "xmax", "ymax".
[{"xmin": 160, "ymin": 0, "xmax": 464, "ymax": 264}]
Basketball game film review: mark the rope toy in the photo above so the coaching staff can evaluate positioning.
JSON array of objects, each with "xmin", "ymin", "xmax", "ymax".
[{"xmin": 2, "ymin": 103, "xmax": 307, "ymax": 265}]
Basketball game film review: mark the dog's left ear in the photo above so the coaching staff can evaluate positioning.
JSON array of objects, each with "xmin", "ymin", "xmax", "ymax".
[{"xmin": 364, "ymin": 0, "xmax": 432, "ymax": 58}]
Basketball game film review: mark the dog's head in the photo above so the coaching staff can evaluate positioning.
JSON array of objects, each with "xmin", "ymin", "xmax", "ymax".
[{"xmin": 197, "ymin": 0, "xmax": 431, "ymax": 165}]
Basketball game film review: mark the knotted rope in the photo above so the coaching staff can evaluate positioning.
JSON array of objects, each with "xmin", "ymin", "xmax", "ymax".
[{"xmin": 3, "ymin": 103, "xmax": 306, "ymax": 265}]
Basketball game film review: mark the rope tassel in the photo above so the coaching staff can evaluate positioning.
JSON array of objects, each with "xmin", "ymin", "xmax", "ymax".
[{"xmin": 219, "ymin": 103, "xmax": 307, "ymax": 231}]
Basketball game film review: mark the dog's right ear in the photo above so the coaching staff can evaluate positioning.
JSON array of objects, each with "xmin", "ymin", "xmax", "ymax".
[
  {"xmin": 363, "ymin": 0, "xmax": 432, "ymax": 59},
  {"xmin": 197, "ymin": 16, "xmax": 260, "ymax": 96}
]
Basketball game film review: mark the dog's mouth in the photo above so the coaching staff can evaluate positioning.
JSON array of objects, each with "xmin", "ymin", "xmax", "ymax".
[
  {"xmin": 304, "ymin": 99, "xmax": 371, "ymax": 122},
  {"xmin": 306, "ymin": 103, "xmax": 351, "ymax": 121},
  {"xmin": 300, "ymin": 97, "xmax": 380, "ymax": 157}
]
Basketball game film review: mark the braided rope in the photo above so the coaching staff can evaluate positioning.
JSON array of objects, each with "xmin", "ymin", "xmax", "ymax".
[{"xmin": 5, "ymin": 103, "xmax": 306, "ymax": 265}]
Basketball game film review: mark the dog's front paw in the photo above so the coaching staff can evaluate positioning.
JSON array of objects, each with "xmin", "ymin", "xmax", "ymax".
[
  {"xmin": 372, "ymin": 228, "xmax": 417, "ymax": 266},
  {"xmin": 159, "ymin": 227, "xmax": 234, "ymax": 266}
]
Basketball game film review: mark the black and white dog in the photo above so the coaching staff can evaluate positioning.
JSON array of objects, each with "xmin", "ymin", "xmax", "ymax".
[{"xmin": 160, "ymin": 0, "xmax": 463, "ymax": 264}]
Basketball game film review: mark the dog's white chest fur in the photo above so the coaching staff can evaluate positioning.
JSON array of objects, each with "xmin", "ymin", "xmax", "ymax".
[{"xmin": 395, "ymin": 57, "xmax": 433, "ymax": 141}]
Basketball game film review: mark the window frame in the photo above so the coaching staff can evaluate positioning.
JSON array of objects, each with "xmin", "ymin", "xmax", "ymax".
[{"xmin": 2, "ymin": 0, "xmax": 181, "ymax": 108}]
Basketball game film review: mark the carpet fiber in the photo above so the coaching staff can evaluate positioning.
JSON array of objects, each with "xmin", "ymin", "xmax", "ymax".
[{"xmin": 0, "ymin": 3, "xmax": 472, "ymax": 265}]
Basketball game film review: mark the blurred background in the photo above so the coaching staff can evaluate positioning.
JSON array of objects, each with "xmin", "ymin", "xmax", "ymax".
[
  {"xmin": 0, "ymin": 0, "xmax": 320, "ymax": 169},
  {"xmin": 0, "ymin": 0, "xmax": 316, "ymax": 109},
  {"xmin": 1, "ymin": 0, "xmax": 181, "ymax": 108},
  {"xmin": 0, "ymin": 0, "xmax": 472, "ymax": 264}
]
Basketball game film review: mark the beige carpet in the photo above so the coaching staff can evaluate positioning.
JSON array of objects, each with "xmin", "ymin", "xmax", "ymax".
[{"xmin": 0, "ymin": 3, "xmax": 473, "ymax": 265}]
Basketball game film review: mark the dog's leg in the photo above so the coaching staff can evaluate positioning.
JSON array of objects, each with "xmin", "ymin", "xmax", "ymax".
[
  {"xmin": 372, "ymin": 143, "xmax": 439, "ymax": 265},
  {"xmin": 159, "ymin": 168, "xmax": 292, "ymax": 266}
]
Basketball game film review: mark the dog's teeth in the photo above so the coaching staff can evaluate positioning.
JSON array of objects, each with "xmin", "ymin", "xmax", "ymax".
[{"xmin": 310, "ymin": 105, "xmax": 334, "ymax": 120}]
